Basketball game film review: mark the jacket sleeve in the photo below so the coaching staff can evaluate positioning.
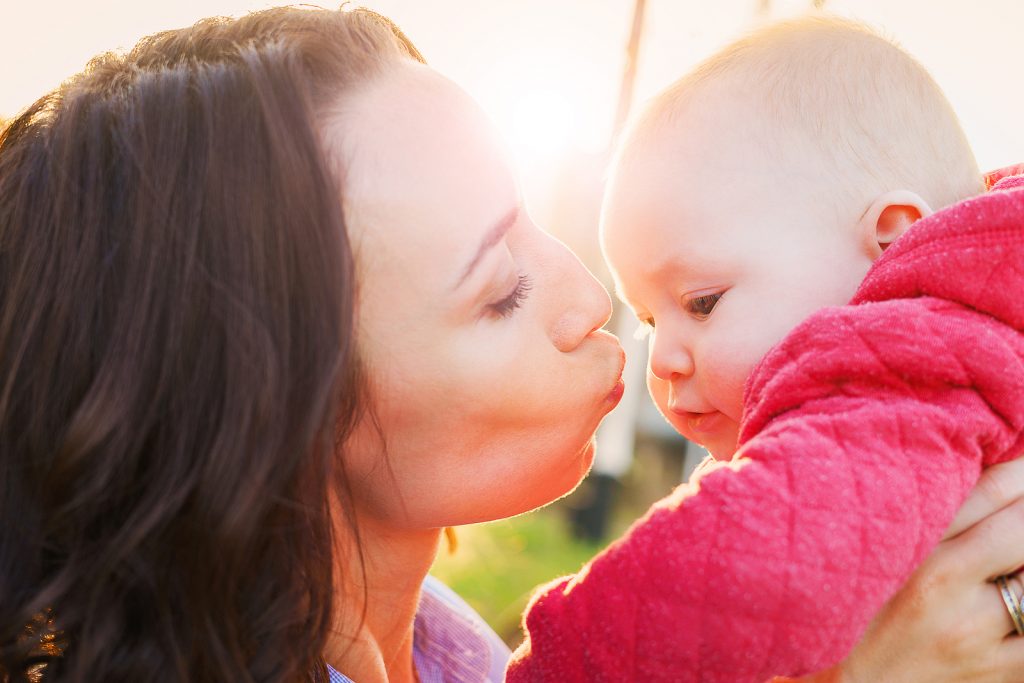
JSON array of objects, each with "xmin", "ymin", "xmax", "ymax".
[{"xmin": 506, "ymin": 297, "xmax": 1024, "ymax": 683}]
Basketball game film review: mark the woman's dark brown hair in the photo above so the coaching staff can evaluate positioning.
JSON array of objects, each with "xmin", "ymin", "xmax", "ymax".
[{"xmin": 0, "ymin": 7, "xmax": 422, "ymax": 681}]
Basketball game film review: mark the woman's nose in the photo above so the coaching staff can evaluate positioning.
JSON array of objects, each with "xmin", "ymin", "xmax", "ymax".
[
  {"xmin": 648, "ymin": 325, "xmax": 695, "ymax": 381},
  {"xmin": 544, "ymin": 236, "xmax": 612, "ymax": 353}
]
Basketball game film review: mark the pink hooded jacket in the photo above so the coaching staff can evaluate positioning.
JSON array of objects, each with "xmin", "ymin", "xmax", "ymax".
[{"xmin": 506, "ymin": 173, "xmax": 1024, "ymax": 682}]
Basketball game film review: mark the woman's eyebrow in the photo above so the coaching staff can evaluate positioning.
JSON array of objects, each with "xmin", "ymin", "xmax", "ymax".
[{"xmin": 453, "ymin": 205, "xmax": 521, "ymax": 290}]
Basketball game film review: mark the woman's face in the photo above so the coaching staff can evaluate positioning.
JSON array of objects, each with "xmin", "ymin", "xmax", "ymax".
[{"xmin": 331, "ymin": 63, "xmax": 625, "ymax": 528}]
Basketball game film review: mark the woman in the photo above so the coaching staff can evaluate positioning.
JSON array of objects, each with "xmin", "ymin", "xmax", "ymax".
[{"xmin": 0, "ymin": 6, "xmax": 1021, "ymax": 682}]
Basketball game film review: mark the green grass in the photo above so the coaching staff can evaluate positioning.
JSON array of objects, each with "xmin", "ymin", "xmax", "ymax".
[{"xmin": 430, "ymin": 507, "xmax": 606, "ymax": 647}]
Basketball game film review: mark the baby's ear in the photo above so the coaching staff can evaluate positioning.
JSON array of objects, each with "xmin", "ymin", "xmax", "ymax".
[{"xmin": 858, "ymin": 190, "xmax": 933, "ymax": 257}]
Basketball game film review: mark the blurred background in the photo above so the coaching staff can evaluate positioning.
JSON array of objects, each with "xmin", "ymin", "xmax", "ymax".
[{"xmin": 4, "ymin": 0, "xmax": 1023, "ymax": 646}]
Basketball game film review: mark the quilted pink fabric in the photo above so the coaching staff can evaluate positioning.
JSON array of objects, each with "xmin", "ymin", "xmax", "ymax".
[{"xmin": 506, "ymin": 177, "xmax": 1024, "ymax": 682}]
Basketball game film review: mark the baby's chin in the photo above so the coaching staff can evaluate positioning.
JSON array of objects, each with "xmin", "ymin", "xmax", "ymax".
[
  {"xmin": 705, "ymin": 446, "xmax": 735, "ymax": 461},
  {"xmin": 698, "ymin": 432, "xmax": 740, "ymax": 462},
  {"xmin": 661, "ymin": 406, "xmax": 741, "ymax": 462}
]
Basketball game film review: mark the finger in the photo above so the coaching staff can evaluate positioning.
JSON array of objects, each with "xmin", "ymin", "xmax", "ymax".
[
  {"xmin": 945, "ymin": 459, "xmax": 1024, "ymax": 540},
  {"xmin": 993, "ymin": 635, "xmax": 1024, "ymax": 683},
  {"xmin": 941, "ymin": 497, "xmax": 1024, "ymax": 579},
  {"xmin": 943, "ymin": 572, "xmax": 1022, "ymax": 644}
]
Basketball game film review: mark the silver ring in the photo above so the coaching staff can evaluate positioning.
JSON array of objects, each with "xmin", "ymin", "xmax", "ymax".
[
  {"xmin": 996, "ymin": 574, "xmax": 1024, "ymax": 636},
  {"xmin": 1012, "ymin": 574, "xmax": 1024, "ymax": 598}
]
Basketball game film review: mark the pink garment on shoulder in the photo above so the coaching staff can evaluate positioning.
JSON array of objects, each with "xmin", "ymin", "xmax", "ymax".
[
  {"xmin": 985, "ymin": 163, "xmax": 1024, "ymax": 189},
  {"xmin": 506, "ymin": 177, "xmax": 1024, "ymax": 682}
]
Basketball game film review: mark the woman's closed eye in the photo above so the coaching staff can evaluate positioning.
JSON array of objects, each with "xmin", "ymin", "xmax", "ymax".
[
  {"xmin": 489, "ymin": 273, "xmax": 532, "ymax": 318},
  {"xmin": 684, "ymin": 292, "xmax": 722, "ymax": 320}
]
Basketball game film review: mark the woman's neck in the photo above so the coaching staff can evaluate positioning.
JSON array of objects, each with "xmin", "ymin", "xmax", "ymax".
[{"xmin": 325, "ymin": 514, "xmax": 442, "ymax": 683}]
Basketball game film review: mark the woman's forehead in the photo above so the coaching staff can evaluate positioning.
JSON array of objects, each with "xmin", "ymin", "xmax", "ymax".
[{"xmin": 335, "ymin": 63, "xmax": 519, "ymax": 284}]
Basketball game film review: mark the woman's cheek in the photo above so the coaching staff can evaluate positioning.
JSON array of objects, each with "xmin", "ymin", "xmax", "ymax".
[
  {"xmin": 459, "ymin": 327, "xmax": 554, "ymax": 408},
  {"xmin": 437, "ymin": 351, "xmax": 526, "ymax": 428}
]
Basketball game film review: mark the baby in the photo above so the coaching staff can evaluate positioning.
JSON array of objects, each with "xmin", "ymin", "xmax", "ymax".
[
  {"xmin": 603, "ymin": 15, "xmax": 984, "ymax": 464},
  {"xmin": 507, "ymin": 16, "xmax": 1024, "ymax": 683}
]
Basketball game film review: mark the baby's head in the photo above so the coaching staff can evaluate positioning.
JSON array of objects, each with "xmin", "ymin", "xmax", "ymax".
[{"xmin": 602, "ymin": 16, "xmax": 983, "ymax": 460}]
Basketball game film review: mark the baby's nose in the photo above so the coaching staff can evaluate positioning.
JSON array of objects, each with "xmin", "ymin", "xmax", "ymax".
[{"xmin": 648, "ymin": 329, "xmax": 694, "ymax": 380}]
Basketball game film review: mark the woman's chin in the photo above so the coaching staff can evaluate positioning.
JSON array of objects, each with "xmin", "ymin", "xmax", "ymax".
[
  {"xmin": 516, "ymin": 436, "xmax": 596, "ymax": 516},
  {"xmin": 495, "ymin": 436, "xmax": 597, "ymax": 521},
  {"xmin": 565, "ymin": 438, "xmax": 597, "ymax": 492}
]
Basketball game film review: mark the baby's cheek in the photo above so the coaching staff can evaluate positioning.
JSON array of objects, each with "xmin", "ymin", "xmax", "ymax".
[{"xmin": 703, "ymin": 344, "xmax": 757, "ymax": 422}]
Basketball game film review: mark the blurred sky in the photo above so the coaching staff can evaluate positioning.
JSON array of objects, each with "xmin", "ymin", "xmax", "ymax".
[
  {"xmin": 4, "ymin": 0, "xmax": 1022, "ymax": 281},
  {"xmin": 3, "ymin": 0, "xmax": 1023, "ymax": 174}
]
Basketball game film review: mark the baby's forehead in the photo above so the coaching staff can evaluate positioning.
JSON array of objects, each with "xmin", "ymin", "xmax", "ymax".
[
  {"xmin": 608, "ymin": 113, "xmax": 816, "ymax": 224},
  {"xmin": 602, "ymin": 122, "xmax": 855, "ymax": 283},
  {"xmin": 616, "ymin": 17, "xmax": 979, "ymax": 213},
  {"xmin": 643, "ymin": 76, "xmax": 845, "ymax": 169}
]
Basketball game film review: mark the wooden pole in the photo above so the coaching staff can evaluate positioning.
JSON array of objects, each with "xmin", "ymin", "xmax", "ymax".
[{"xmin": 611, "ymin": 0, "xmax": 648, "ymax": 141}]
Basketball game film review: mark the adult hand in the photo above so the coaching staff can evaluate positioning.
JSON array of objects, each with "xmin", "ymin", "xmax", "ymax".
[{"xmin": 833, "ymin": 459, "xmax": 1024, "ymax": 683}]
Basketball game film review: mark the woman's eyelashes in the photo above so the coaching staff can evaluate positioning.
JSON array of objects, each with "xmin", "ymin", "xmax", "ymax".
[
  {"xmin": 684, "ymin": 292, "xmax": 723, "ymax": 320},
  {"xmin": 489, "ymin": 273, "xmax": 533, "ymax": 318}
]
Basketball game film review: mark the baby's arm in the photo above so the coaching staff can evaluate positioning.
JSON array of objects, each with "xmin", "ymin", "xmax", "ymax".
[{"xmin": 506, "ymin": 298, "xmax": 1024, "ymax": 683}]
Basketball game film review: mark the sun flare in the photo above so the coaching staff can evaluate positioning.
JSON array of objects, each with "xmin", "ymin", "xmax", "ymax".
[
  {"xmin": 509, "ymin": 88, "xmax": 575, "ymax": 163},
  {"xmin": 473, "ymin": 53, "xmax": 613, "ymax": 172}
]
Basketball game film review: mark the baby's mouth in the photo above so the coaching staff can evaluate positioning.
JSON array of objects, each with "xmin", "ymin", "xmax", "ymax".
[{"xmin": 686, "ymin": 410, "xmax": 727, "ymax": 435}]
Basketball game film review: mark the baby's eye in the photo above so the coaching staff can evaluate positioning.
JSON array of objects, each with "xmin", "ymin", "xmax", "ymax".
[
  {"xmin": 633, "ymin": 317, "xmax": 655, "ymax": 340},
  {"xmin": 684, "ymin": 292, "xmax": 722, "ymax": 320}
]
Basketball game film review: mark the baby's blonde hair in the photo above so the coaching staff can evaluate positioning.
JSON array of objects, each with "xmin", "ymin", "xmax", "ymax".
[{"xmin": 626, "ymin": 15, "xmax": 982, "ymax": 217}]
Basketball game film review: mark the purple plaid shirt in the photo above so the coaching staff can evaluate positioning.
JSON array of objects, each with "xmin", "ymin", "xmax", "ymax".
[{"xmin": 327, "ymin": 575, "xmax": 510, "ymax": 683}]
